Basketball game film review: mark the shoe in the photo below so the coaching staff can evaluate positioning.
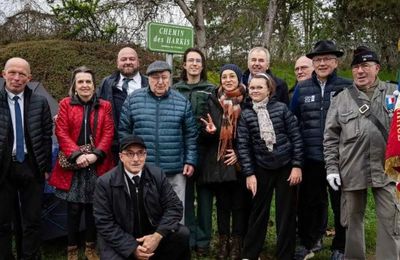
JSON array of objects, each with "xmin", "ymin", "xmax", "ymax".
[
  {"xmin": 67, "ymin": 245, "xmax": 78, "ymax": 260},
  {"xmin": 311, "ymin": 238, "xmax": 323, "ymax": 252},
  {"xmin": 294, "ymin": 245, "xmax": 315, "ymax": 260},
  {"xmin": 216, "ymin": 235, "xmax": 230, "ymax": 259},
  {"xmin": 230, "ymin": 235, "xmax": 242, "ymax": 260},
  {"xmin": 330, "ymin": 250, "xmax": 344, "ymax": 260},
  {"xmin": 85, "ymin": 242, "xmax": 100, "ymax": 260}
]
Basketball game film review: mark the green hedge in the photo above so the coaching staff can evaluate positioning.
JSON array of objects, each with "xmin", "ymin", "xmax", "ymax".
[{"xmin": 0, "ymin": 40, "xmax": 160, "ymax": 100}]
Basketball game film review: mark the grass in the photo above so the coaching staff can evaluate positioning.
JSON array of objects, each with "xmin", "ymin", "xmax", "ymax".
[{"xmin": 14, "ymin": 188, "xmax": 377, "ymax": 259}]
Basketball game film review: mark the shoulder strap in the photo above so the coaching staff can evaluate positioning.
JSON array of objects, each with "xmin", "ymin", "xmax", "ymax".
[{"xmin": 347, "ymin": 86, "xmax": 388, "ymax": 142}]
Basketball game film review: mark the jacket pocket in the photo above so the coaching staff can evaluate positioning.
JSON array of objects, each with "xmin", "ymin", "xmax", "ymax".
[
  {"xmin": 394, "ymin": 203, "xmax": 400, "ymax": 237},
  {"xmin": 338, "ymin": 111, "xmax": 360, "ymax": 143}
]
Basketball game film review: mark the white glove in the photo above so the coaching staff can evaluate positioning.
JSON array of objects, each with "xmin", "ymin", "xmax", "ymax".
[{"xmin": 327, "ymin": 174, "xmax": 341, "ymax": 191}]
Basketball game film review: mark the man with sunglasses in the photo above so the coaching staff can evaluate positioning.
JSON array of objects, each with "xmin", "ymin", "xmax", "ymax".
[
  {"xmin": 324, "ymin": 46, "xmax": 400, "ymax": 259},
  {"xmin": 290, "ymin": 40, "xmax": 352, "ymax": 260},
  {"xmin": 93, "ymin": 135, "xmax": 190, "ymax": 260}
]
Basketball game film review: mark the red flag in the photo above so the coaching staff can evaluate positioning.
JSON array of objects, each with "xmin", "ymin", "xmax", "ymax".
[{"xmin": 385, "ymin": 96, "xmax": 400, "ymax": 199}]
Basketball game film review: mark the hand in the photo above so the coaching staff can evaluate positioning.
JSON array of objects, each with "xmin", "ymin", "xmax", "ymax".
[
  {"xmin": 134, "ymin": 244, "xmax": 154, "ymax": 260},
  {"xmin": 76, "ymin": 154, "xmax": 90, "ymax": 168},
  {"xmin": 246, "ymin": 175, "xmax": 257, "ymax": 197},
  {"xmin": 327, "ymin": 173, "xmax": 341, "ymax": 191},
  {"xmin": 200, "ymin": 113, "xmax": 217, "ymax": 134},
  {"xmin": 183, "ymin": 164, "xmax": 194, "ymax": 177},
  {"xmin": 287, "ymin": 167, "xmax": 302, "ymax": 186},
  {"xmin": 223, "ymin": 149, "xmax": 237, "ymax": 165},
  {"xmin": 136, "ymin": 232, "xmax": 163, "ymax": 254},
  {"xmin": 85, "ymin": 154, "xmax": 98, "ymax": 164}
]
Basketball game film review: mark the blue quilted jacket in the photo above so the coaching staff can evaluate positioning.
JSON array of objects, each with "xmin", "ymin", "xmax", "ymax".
[{"xmin": 118, "ymin": 87, "xmax": 198, "ymax": 175}]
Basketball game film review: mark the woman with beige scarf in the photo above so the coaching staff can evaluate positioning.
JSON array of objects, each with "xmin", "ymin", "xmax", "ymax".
[
  {"xmin": 237, "ymin": 73, "xmax": 303, "ymax": 260},
  {"xmin": 198, "ymin": 64, "xmax": 247, "ymax": 260}
]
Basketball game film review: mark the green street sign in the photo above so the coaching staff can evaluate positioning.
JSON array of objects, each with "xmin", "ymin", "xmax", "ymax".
[{"xmin": 147, "ymin": 22, "xmax": 194, "ymax": 54}]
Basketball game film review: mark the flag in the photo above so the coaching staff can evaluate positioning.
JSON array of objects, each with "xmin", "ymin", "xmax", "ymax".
[{"xmin": 385, "ymin": 93, "xmax": 400, "ymax": 199}]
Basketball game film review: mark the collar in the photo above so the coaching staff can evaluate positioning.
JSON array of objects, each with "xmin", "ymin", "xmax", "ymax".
[
  {"xmin": 124, "ymin": 168, "xmax": 142, "ymax": 180},
  {"xmin": 5, "ymin": 88, "xmax": 24, "ymax": 101}
]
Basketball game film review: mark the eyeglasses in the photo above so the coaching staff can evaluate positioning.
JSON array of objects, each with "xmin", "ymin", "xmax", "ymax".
[
  {"xmin": 351, "ymin": 62, "xmax": 376, "ymax": 71},
  {"xmin": 121, "ymin": 150, "xmax": 146, "ymax": 159},
  {"xmin": 186, "ymin": 58, "xmax": 202, "ymax": 64},
  {"xmin": 312, "ymin": 57, "xmax": 337, "ymax": 65},
  {"xmin": 149, "ymin": 75, "xmax": 169, "ymax": 83}
]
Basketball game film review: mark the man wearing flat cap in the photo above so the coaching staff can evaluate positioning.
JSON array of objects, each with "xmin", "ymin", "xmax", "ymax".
[
  {"xmin": 118, "ymin": 60, "xmax": 198, "ymax": 221},
  {"xmin": 324, "ymin": 46, "xmax": 400, "ymax": 259},
  {"xmin": 290, "ymin": 40, "xmax": 352, "ymax": 260},
  {"xmin": 93, "ymin": 135, "xmax": 191, "ymax": 260}
]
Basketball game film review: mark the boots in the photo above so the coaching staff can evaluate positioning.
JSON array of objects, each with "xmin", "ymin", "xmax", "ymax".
[
  {"xmin": 216, "ymin": 235, "xmax": 230, "ymax": 259},
  {"xmin": 230, "ymin": 236, "xmax": 242, "ymax": 260},
  {"xmin": 67, "ymin": 245, "xmax": 78, "ymax": 260},
  {"xmin": 85, "ymin": 242, "xmax": 100, "ymax": 260}
]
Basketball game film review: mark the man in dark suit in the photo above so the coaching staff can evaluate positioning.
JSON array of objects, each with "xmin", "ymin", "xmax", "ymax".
[
  {"xmin": 97, "ymin": 47, "xmax": 149, "ymax": 162},
  {"xmin": 0, "ymin": 57, "xmax": 53, "ymax": 259},
  {"xmin": 93, "ymin": 135, "xmax": 190, "ymax": 260}
]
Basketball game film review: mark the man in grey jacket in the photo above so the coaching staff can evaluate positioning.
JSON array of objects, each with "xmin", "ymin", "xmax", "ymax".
[{"xmin": 324, "ymin": 46, "xmax": 400, "ymax": 259}]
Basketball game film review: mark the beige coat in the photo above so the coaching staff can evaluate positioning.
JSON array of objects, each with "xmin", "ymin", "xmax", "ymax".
[{"xmin": 323, "ymin": 80, "xmax": 397, "ymax": 191}]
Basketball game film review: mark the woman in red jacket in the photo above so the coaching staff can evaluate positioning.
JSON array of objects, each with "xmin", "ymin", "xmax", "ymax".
[{"xmin": 49, "ymin": 66, "xmax": 114, "ymax": 260}]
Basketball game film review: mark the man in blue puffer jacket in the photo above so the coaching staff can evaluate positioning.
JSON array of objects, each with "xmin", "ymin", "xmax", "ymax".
[{"xmin": 119, "ymin": 60, "xmax": 198, "ymax": 222}]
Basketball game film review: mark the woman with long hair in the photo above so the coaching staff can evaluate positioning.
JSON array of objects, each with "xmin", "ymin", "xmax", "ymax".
[{"xmin": 49, "ymin": 66, "xmax": 114, "ymax": 260}]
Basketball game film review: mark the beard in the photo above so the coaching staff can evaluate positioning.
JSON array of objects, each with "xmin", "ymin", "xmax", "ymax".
[{"xmin": 120, "ymin": 66, "xmax": 139, "ymax": 77}]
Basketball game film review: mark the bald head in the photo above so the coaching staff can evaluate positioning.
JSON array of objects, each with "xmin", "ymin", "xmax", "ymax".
[
  {"xmin": 2, "ymin": 57, "xmax": 31, "ymax": 94},
  {"xmin": 4, "ymin": 57, "xmax": 31, "ymax": 75},
  {"xmin": 294, "ymin": 56, "xmax": 313, "ymax": 82},
  {"xmin": 117, "ymin": 47, "xmax": 139, "ymax": 77}
]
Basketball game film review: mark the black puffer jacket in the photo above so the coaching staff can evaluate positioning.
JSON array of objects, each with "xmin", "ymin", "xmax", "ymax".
[
  {"xmin": 0, "ymin": 86, "xmax": 53, "ymax": 183},
  {"xmin": 93, "ymin": 163, "xmax": 183, "ymax": 259},
  {"xmin": 237, "ymin": 98, "xmax": 303, "ymax": 176}
]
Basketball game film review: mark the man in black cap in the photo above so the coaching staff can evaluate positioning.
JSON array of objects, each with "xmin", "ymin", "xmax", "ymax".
[
  {"xmin": 324, "ymin": 46, "xmax": 400, "ymax": 259},
  {"xmin": 290, "ymin": 40, "xmax": 352, "ymax": 260},
  {"xmin": 93, "ymin": 135, "xmax": 191, "ymax": 260},
  {"xmin": 118, "ymin": 60, "xmax": 198, "ymax": 220}
]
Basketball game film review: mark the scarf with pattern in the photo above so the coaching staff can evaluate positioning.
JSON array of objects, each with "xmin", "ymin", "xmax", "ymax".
[
  {"xmin": 217, "ymin": 84, "xmax": 246, "ymax": 161},
  {"xmin": 252, "ymin": 97, "xmax": 276, "ymax": 151}
]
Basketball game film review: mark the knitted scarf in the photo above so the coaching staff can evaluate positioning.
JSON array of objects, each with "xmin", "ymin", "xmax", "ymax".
[
  {"xmin": 252, "ymin": 96, "xmax": 276, "ymax": 151},
  {"xmin": 217, "ymin": 84, "xmax": 246, "ymax": 161}
]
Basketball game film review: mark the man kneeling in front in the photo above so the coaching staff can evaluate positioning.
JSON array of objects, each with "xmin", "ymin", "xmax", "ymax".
[{"xmin": 93, "ymin": 135, "xmax": 190, "ymax": 259}]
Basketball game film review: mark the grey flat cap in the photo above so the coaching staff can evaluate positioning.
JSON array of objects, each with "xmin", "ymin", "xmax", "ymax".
[{"xmin": 146, "ymin": 60, "xmax": 172, "ymax": 75}]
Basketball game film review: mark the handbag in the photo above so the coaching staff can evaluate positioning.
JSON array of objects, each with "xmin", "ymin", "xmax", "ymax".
[{"xmin": 58, "ymin": 107, "xmax": 98, "ymax": 170}]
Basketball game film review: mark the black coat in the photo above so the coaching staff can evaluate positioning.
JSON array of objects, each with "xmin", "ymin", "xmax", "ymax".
[
  {"xmin": 237, "ymin": 98, "xmax": 303, "ymax": 176},
  {"xmin": 290, "ymin": 70, "xmax": 352, "ymax": 161},
  {"xmin": 197, "ymin": 89, "xmax": 239, "ymax": 184},
  {"xmin": 93, "ymin": 163, "xmax": 183, "ymax": 260},
  {"xmin": 0, "ymin": 86, "xmax": 53, "ymax": 183}
]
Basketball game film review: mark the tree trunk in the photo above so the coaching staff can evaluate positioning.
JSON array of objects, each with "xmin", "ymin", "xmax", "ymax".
[
  {"xmin": 262, "ymin": 0, "xmax": 278, "ymax": 48},
  {"xmin": 174, "ymin": 0, "xmax": 206, "ymax": 53}
]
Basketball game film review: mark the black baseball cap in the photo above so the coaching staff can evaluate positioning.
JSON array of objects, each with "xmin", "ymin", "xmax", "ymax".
[{"xmin": 119, "ymin": 135, "xmax": 146, "ymax": 151}]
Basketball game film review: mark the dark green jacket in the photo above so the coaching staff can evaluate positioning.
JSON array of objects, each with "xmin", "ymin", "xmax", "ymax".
[{"xmin": 172, "ymin": 80, "xmax": 215, "ymax": 130}]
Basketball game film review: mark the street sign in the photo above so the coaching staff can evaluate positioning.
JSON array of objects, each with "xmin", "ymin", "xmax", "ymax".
[{"xmin": 147, "ymin": 22, "xmax": 194, "ymax": 54}]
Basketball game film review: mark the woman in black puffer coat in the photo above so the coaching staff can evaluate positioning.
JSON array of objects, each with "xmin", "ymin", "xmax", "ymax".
[{"xmin": 237, "ymin": 73, "xmax": 303, "ymax": 260}]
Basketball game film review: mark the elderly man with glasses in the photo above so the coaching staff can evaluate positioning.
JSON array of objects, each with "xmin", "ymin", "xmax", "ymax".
[
  {"xmin": 323, "ymin": 46, "xmax": 400, "ymax": 259},
  {"xmin": 290, "ymin": 40, "xmax": 352, "ymax": 260},
  {"xmin": 93, "ymin": 135, "xmax": 191, "ymax": 260},
  {"xmin": 118, "ymin": 61, "xmax": 198, "ymax": 221}
]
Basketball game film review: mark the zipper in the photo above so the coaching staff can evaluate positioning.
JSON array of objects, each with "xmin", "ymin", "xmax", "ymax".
[{"xmin": 135, "ymin": 185, "xmax": 142, "ymax": 235}]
